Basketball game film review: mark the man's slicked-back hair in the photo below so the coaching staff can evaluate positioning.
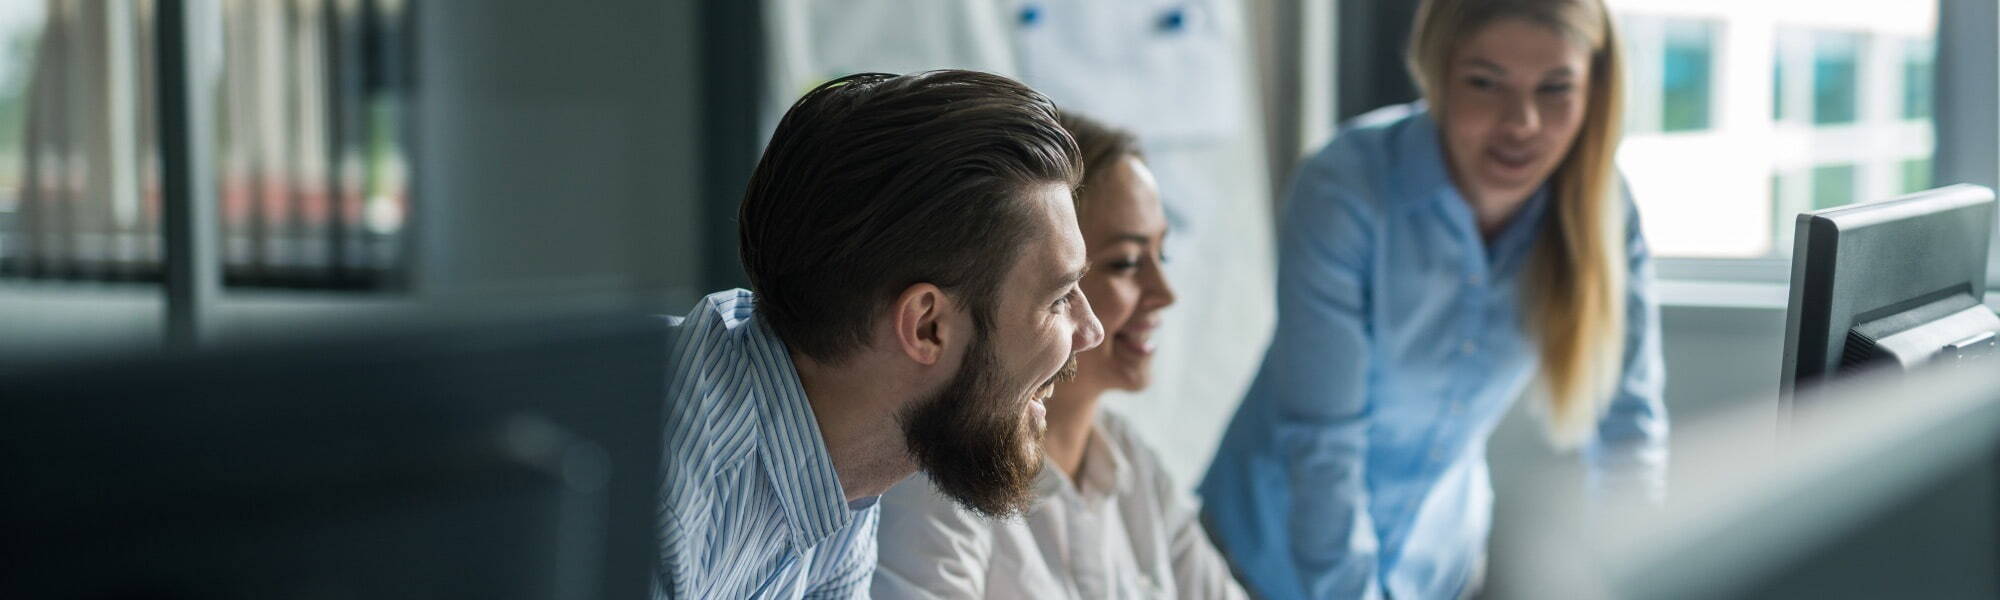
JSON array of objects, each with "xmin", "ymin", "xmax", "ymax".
[{"xmin": 738, "ymin": 70, "xmax": 1083, "ymax": 363}]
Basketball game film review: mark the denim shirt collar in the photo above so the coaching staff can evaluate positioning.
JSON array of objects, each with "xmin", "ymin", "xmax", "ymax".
[{"xmin": 1398, "ymin": 104, "xmax": 1551, "ymax": 275}]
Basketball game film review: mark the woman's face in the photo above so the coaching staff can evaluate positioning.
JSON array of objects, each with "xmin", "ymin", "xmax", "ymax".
[
  {"xmin": 1440, "ymin": 18, "xmax": 1593, "ymax": 207},
  {"xmin": 1069, "ymin": 155, "xmax": 1176, "ymax": 394}
]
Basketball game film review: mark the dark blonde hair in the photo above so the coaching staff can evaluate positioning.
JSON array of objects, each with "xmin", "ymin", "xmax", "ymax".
[
  {"xmin": 1055, "ymin": 111, "xmax": 1143, "ymax": 217},
  {"xmin": 1408, "ymin": 0, "xmax": 1626, "ymax": 446}
]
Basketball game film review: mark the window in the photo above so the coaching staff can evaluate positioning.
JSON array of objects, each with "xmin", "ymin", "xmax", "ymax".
[
  {"xmin": 1660, "ymin": 19, "xmax": 1715, "ymax": 132},
  {"xmin": 0, "ymin": 2, "xmax": 42, "ymax": 274},
  {"xmin": 0, "ymin": 0, "xmax": 411, "ymax": 290},
  {"xmin": 1902, "ymin": 38, "xmax": 1934, "ymax": 120},
  {"xmin": 1809, "ymin": 31, "xmax": 1862, "ymax": 126},
  {"xmin": 1810, "ymin": 164, "xmax": 1857, "ymax": 210},
  {"xmin": 0, "ymin": 1, "xmax": 157, "ymax": 281},
  {"xmin": 1901, "ymin": 157, "xmax": 1933, "ymax": 194},
  {"xmin": 1611, "ymin": 1, "xmax": 1937, "ymax": 259},
  {"xmin": 1618, "ymin": 16, "xmax": 1720, "ymax": 135},
  {"xmin": 214, "ymin": 0, "xmax": 411, "ymax": 289},
  {"xmin": 1772, "ymin": 48, "xmax": 1788, "ymax": 120}
]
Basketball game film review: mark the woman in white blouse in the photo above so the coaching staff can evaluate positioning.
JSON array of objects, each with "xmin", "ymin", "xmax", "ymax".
[{"xmin": 872, "ymin": 113, "xmax": 1247, "ymax": 599}]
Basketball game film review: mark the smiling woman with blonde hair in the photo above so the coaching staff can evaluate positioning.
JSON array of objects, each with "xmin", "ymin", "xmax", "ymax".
[{"xmin": 1197, "ymin": 0, "xmax": 1667, "ymax": 598}]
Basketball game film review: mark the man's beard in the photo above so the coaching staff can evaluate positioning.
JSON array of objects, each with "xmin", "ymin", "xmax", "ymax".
[{"xmin": 898, "ymin": 336, "xmax": 1078, "ymax": 518}]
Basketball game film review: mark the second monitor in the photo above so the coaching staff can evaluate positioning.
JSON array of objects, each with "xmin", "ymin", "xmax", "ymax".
[{"xmin": 1780, "ymin": 184, "xmax": 2000, "ymax": 406}]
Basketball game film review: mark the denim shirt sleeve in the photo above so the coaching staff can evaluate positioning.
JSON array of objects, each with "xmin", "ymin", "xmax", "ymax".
[
  {"xmin": 1258, "ymin": 149, "xmax": 1388, "ymax": 599},
  {"xmin": 1584, "ymin": 185, "xmax": 1670, "ymax": 504}
]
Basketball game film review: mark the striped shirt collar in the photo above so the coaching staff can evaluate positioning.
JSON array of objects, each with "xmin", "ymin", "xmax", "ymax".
[{"xmin": 734, "ymin": 301, "xmax": 860, "ymax": 550}]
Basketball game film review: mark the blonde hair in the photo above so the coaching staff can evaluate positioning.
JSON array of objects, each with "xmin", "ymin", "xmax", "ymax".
[{"xmin": 1407, "ymin": 0, "xmax": 1627, "ymax": 447}]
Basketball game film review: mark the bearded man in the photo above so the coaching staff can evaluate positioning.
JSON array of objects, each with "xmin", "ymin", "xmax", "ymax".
[{"xmin": 656, "ymin": 70, "xmax": 1105, "ymax": 599}]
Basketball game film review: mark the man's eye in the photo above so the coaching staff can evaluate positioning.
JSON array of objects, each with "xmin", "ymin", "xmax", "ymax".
[{"xmin": 1467, "ymin": 76, "xmax": 1497, "ymax": 90}]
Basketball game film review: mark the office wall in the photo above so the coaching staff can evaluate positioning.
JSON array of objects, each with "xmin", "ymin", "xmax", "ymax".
[{"xmin": 414, "ymin": 0, "xmax": 703, "ymax": 309}]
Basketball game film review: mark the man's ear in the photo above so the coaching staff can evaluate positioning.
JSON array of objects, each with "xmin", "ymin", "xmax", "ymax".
[{"xmin": 891, "ymin": 283, "xmax": 957, "ymax": 366}]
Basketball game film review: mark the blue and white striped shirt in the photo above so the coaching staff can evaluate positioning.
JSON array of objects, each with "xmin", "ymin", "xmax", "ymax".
[{"xmin": 656, "ymin": 289, "xmax": 879, "ymax": 599}]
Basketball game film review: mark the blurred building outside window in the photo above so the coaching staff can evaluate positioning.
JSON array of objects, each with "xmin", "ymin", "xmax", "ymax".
[
  {"xmin": 1658, "ymin": 18, "xmax": 1714, "ymax": 133},
  {"xmin": 1610, "ymin": 0, "xmax": 1936, "ymax": 259},
  {"xmin": 0, "ymin": 0, "xmax": 410, "ymax": 290}
]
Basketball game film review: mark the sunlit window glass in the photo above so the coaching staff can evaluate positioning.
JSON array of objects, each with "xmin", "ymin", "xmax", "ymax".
[
  {"xmin": 1812, "ymin": 31, "xmax": 1861, "ymax": 125},
  {"xmin": 1901, "ymin": 157, "xmax": 1933, "ymax": 194},
  {"xmin": 1610, "ymin": 1, "xmax": 1935, "ymax": 259},
  {"xmin": 1903, "ymin": 37, "xmax": 1933, "ymax": 120},
  {"xmin": 1660, "ymin": 19, "xmax": 1714, "ymax": 132},
  {"xmin": 1810, "ymin": 164, "xmax": 1857, "ymax": 210}
]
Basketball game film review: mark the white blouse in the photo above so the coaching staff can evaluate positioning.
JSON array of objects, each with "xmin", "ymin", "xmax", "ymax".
[{"xmin": 873, "ymin": 411, "xmax": 1248, "ymax": 599}]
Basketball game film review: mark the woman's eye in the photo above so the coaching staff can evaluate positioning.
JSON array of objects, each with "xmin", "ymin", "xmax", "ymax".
[
  {"xmin": 1109, "ymin": 259, "xmax": 1140, "ymax": 272},
  {"xmin": 1538, "ymin": 82, "xmax": 1574, "ymax": 94},
  {"xmin": 1467, "ymin": 76, "xmax": 1497, "ymax": 90}
]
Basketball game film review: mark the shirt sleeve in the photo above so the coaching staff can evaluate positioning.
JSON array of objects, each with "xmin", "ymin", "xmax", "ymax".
[
  {"xmin": 1257, "ymin": 151, "xmax": 1387, "ymax": 599},
  {"xmin": 802, "ymin": 505, "xmax": 881, "ymax": 599},
  {"xmin": 653, "ymin": 507, "xmax": 696, "ymax": 599},
  {"xmin": 869, "ymin": 476, "xmax": 996, "ymax": 599},
  {"xmin": 1583, "ymin": 186, "xmax": 1670, "ymax": 505}
]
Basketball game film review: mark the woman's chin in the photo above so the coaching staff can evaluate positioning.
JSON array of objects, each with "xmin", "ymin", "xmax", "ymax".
[
  {"xmin": 1070, "ymin": 357, "xmax": 1155, "ymax": 395},
  {"xmin": 1478, "ymin": 164, "xmax": 1552, "ymax": 195},
  {"xmin": 1110, "ymin": 364, "xmax": 1152, "ymax": 392}
]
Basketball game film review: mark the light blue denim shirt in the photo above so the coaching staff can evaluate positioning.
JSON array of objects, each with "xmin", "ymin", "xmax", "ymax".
[{"xmin": 1197, "ymin": 103, "xmax": 1667, "ymax": 600}]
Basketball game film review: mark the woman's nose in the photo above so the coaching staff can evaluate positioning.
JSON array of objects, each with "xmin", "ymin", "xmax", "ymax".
[
  {"xmin": 1144, "ymin": 260, "xmax": 1177, "ymax": 310},
  {"xmin": 1502, "ymin": 94, "xmax": 1541, "ymax": 136}
]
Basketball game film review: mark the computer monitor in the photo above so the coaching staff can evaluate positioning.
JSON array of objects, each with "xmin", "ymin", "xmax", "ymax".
[
  {"xmin": 1779, "ymin": 184, "xmax": 2000, "ymax": 407},
  {"xmin": 0, "ymin": 311, "xmax": 669, "ymax": 599}
]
